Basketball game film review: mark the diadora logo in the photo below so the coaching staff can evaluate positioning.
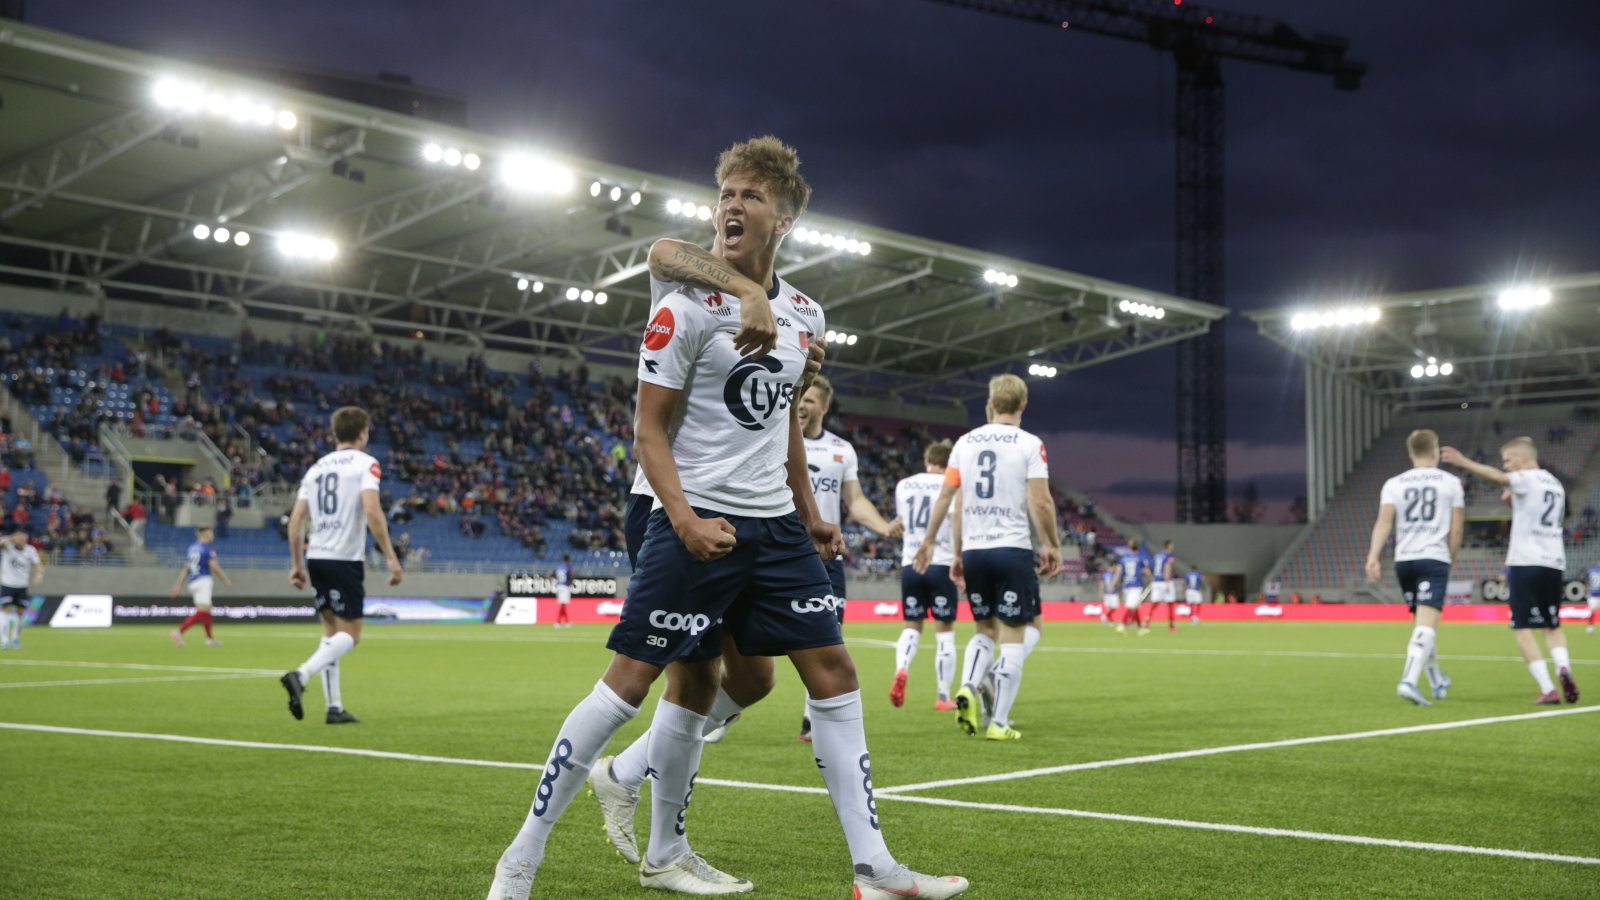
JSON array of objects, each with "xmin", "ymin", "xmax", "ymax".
[
  {"xmin": 641, "ymin": 355, "xmax": 659, "ymax": 374},
  {"xmin": 649, "ymin": 610, "xmax": 711, "ymax": 634},
  {"xmin": 704, "ymin": 292, "xmax": 733, "ymax": 316},
  {"xmin": 643, "ymin": 308, "xmax": 675, "ymax": 351},
  {"xmin": 790, "ymin": 595, "xmax": 842, "ymax": 615},
  {"xmin": 723, "ymin": 355, "xmax": 793, "ymax": 431}
]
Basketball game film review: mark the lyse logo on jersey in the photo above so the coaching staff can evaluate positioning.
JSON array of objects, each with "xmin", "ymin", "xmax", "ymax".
[
  {"xmin": 723, "ymin": 355, "xmax": 794, "ymax": 431},
  {"xmin": 808, "ymin": 463, "xmax": 841, "ymax": 496},
  {"xmin": 643, "ymin": 308, "xmax": 675, "ymax": 350}
]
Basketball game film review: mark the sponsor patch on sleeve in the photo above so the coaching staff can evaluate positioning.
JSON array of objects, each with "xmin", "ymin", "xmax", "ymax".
[{"xmin": 644, "ymin": 307, "xmax": 676, "ymax": 351}]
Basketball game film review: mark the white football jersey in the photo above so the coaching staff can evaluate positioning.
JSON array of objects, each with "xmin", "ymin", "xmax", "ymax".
[
  {"xmin": 636, "ymin": 276, "xmax": 823, "ymax": 517},
  {"xmin": 897, "ymin": 472, "xmax": 953, "ymax": 567},
  {"xmin": 1506, "ymin": 468, "xmax": 1565, "ymax": 570},
  {"xmin": 947, "ymin": 423, "xmax": 1049, "ymax": 552},
  {"xmin": 1, "ymin": 542, "xmax": 40, "ymax": 588},
  {"xmin": 805, "ymin": 430, "xmax": 858, "ymax": 527},
  {"xmin": 629, "ymin": 275, "xmax": 685, "ymax": 499},
  {"xmin": 297, "ymin": 448, "xmax": 382, "ymax": 562},
  {"xmin": 1377, "ymin": 467, "xmax": 1464, "ymax": 563}
]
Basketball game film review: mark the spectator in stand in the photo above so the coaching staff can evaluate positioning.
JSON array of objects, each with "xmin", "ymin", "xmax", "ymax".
[
  {"xmin": 106, "ymin": 478, "xmax": 122, "ymax": 517},
  {"xmin": 215, "ymin": 495, "xmax": 232, "ymax": 541},
  {"xmin": 125, "ymin": 497, "xmax": 148, "ymax": 546},
  {"xmin": 160, "ymin": 477, "xmax": 180, "ymax": 523}
]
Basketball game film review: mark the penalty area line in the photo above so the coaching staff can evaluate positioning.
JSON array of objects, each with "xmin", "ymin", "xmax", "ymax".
[{"xmin": 0, "ymin": 673, "xmax": 256, "ymax": 690}]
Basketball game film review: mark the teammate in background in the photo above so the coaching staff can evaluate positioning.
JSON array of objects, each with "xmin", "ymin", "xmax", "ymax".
[
  {"xmin": 1585, "ymin": 560, "xmax": 1600, "ymax": 634},
  {"xmin": 1183, "ymin": 567, "xmax": 1206, "ymax": 625},
  {"xmin": 553, "ymin": 554, "xmax": 574, "ymax": 629},
  {"xmin": 0, "ymin": 531, "xmax": 43, "ymax": 650},
  {"xmin": 168, "ymin": 526, "xmax": 233, "ymax": 647},
  {"xmin": 497, "ymin": 136, "xmax": 967, "ymax": 899},
  {"xmin": 1099, "ymin": 562, "xmax": 1119, "ymax": 625},
  {"xmin": 796, "ymin": 373, "xmax": 902, "ymax": 738},
  {"xmin": 1113, "ymin": 539, "xmax": 1151, "ymax": 635},
  {"xmin": 1442, "ymin": 438, "xmax": 1579, "ymax": 704},
  {"xmin": 1364, "ymin": 429, "xmax": 1465, "ymax": 707},
  {"xmin": 1150, "ymin": 539, "xmax": 1179, "ymax": 632},
  {"xmin": 914, "ymin": 374, "xmax": 1062, "ymax": 742},
  {"xmin": 280, "ymin": 407, "xmax": 404, "ymax": 726},
  {"xmin": 892, "ymin": 440, "xmax": 960, "ymax": 710}
]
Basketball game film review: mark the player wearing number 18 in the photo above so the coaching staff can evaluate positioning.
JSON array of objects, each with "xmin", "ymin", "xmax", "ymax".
[
  {"xmin": 1365, "ymin": 429, "xmax": 1464, "ymax": 707},
  {"xmin": 280, "ymin": 407, "xmax": 404, "ymax": 725}
]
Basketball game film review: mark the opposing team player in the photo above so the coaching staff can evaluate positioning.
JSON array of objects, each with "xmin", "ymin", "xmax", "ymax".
[
  {"xmin": 796, "ymin": 373, "xmax": 902, "ymax": 738},
  {"xmin": 914, "ymin": 374, "xmax": 1061, "ymax": 741},
  {"xmin": 1585, "ymin": 559, "xmax": 1600, "ymax": 635},
  {"xmin": 280, "ymin": 406, "xmax": 404, "ymax": 726},
  {"xmin": 1150, "ymin": 539, "xmax": 1179, "ymax": 632},
  {"xmin": 1443, "ymin": 438, "xmax": 1579, "ymax": 704},
  {"xmin": 1113, "ymin": 539, "xmax": 1151, "ymax": 635},
  {"xmin": 1364, "ymin": 429, "xmax": 1465, "ymax": 706},
  {"xmin": 1183, "ymin": 567, "xmax": 1205, "ymax": 625},
  {"xmin": 493, "ymin": 136, "xmax": 967, "ymax": 899},
  {"xmin": 892, "ymin": 439, "xmax": 960, "ymax": 710},
  {"xmin": 168, "ymin": 526, "xmax": 233, "ymax": 647},
  {"xmin": 553, "ymin": 554, "xmax": 574, "ymax": 629},
  {"xmin": 0, "ymin": 531, "xmax": 43, "ymax": 650}
]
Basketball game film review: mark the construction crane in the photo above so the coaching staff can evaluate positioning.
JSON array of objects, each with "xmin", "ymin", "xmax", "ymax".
[{"xmin": 924, "ymin": 0, "xmax": 1364, "ymax": 523}]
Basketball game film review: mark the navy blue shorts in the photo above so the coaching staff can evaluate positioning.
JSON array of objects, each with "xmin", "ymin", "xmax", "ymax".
[
  {"xmin": 1395, "ymin": 559, "xmax": 1451, "ymax": 613},
  {"xmin": 624, "ymin": 492, "xmax": 653, "ymax": 571},
  {"xmin": 824, "ymin": 558, "xmax": 848, "ymax": 624},
  {"xmin": 608, "ymin": 508, "xmax": 842, "ymax": 666},
  {"xmin": 901, "ymin": 564, "xmax": 958, "ymax": 623},
  {"xmin": 308, "ymin": 559, "xmax": 365, "ymax": 620},
  {"xmin": 1508, "ymin": 565, "xmax": 1563, "ymax": 629},
  {"xmin": 0, "ymin": 584, "xmax": 29, "ymax": 607},
  {"xmin": 962, "ymin": 547, "xmax": 1039, "ymax": 625}
]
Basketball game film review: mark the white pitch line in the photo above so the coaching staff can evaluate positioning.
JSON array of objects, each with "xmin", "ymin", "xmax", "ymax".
[
  {"xmin": 877, "ymin": 705, "xmax": 1600, "ymax": 794},
  {"xmin": 883, "ymin": 794, "xmax": 1600, "ymax": 865},
  {"xmin": 1028, "ymin": 645, "xmax": 1590, "ymax": 665},
  {"xmin": 0, "ymin": 673, "xmax": 256, "ymax": 689},
  {"xmin": 0, "ymin": 659, "xmax": 281, "ymax": 675},
  {"xmin": 2, "ymin": 720, "xmax": 1592, "ymax": 867}
]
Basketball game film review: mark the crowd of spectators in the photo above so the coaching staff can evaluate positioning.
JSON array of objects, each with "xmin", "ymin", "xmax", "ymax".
[{"xmin": 0, "ymin": 468, "xmax": 116, "ymax": 561}]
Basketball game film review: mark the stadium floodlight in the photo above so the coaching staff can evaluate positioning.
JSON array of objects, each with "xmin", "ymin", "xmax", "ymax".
[
  {"xmin": 443, "ymin": 147, "xmax": 462, "ymax": 167},
  {"xmin": 1118, "ymin": 299, "xmax": 1166, "ymax": 320},
  {"xmin": 1425, "ymin": 364, "xmax": 1438, "ymax": 377},
  {"xmin": 516, "ymin": 277, "xmax": 530, "ymax": 291},
  {"xmin": 212, "ymin": 227, "xmax": 231, "ymax": 243},
  {"xmin": 278, "ymin": 233, "xmax": 338, "ymax": 262},
  {"xmin": 630, "ymin": 191, "xmax": 642, "ymax": 206},
  {"xmin": 1027, "ymin": 363, "xmax": 1058, "ymax": 378},
  {"xmin": 666, "ymin": 198, "xmax": 683, "ymax": 215},
  {"xmin": 566, "ymin": 287, "xmax": 580, "ymax": 301},
  {"xmin": 984, "ymin": 269, "xmax": 1019, "ymax": 288},
  {"xmin": 595, "ymin": 291, "xmax": 609, "ymax": 305},
  {"xmin": 580, "ymin": 289, "xmax": 595, "ymax": 303},
  {"xmin": 1410, "ymin": 358, "xmax": 1454, "ymax": 379},
  {"xmin": 276, "ymin": 110, "xmax": 298, "ymax": 130},
  {"xmin": 590, "ymin": 181, "xmax": 603, "ymax": 198},
  {"xmin": 696, "ymin": 205, "xmax": 712, "ymax": 221},
  {"xmin": 423, "ymin": 143, "xmax": 444, "ymax": 163},
  {"xmin": 1410, "ymin": 364, "xmax": 1425, "ymax": 379},
  {"xmin": 1289, "ymin": 304, "xmax": 1381, "ymax": 332},
  {"xmin": 609, "ymin": 186, "xmax": 623, "ymax": 202},
  {"xmin": 462, "ymin": 153, "xmax": 481, "ymax": 171},
  {"xmin": 826, "ymin": 329, "xmax": 860, "ymax": 346},
  {"xmin": 858, "ymin": 242, "xmax": 872, "ymax": 256},
  {"xmin": 233, "ymin": 231, "xmax": 250, "ymax": 247},
  {"xmin": 1439, "ymin": 362, "xmax": 1453, "ymax": 376},
  {"xmin": 192, "ymin": 224, "xmax": 210, "ymax": 240},
  {"xmin": 1497, "ymin": 286, "xmax": 1551, "ymax": 310},
  {"xmin": 500, "ymin": 154, "xmax": 575, "ymax": 194}
]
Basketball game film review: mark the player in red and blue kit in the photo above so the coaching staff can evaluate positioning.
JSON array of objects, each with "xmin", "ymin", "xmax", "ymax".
[
  {"xmin": 554, "ymin": 556, "xmax": 574, "ymax": 629},
  {"xmin": 1184, "ymin": 568, "xmax": 1206, "ymax": 625},
  {"xmin": 1150, "ymin": 540, "xmax": 1179, "ymax": 632},
  {"xmin": 1586, "ymin": 562, "xmax": 1600, "ymax": 635},
  {"xmin": 1099, "ymin": 565, "xmax": 1119, "ymax": 625},
  {"xmin": 1113, "ymin": 539, "xmax": 1150, "ymax": 635},
  {"xmin": 168, "ymin": 526, "xmax": 232, "ymax": 647}
]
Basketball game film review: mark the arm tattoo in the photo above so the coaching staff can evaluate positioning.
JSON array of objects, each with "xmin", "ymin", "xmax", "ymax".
[{"xmin": 660, "ymin": 245, "xmax": 737, "ymax": 291}]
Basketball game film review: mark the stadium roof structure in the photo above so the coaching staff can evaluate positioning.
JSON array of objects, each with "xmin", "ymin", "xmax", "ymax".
[{"xmin": 0, "ymin": 21, "xmax": 1225, "ymax": 406}]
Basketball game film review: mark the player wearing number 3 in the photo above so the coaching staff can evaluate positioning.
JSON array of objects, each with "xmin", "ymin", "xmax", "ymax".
[{"xmin": 1365, "ymin": 429, "xmax": 1464, "ymax": 707}]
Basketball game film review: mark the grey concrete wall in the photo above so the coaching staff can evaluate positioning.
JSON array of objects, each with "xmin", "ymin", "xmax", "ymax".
[{"xmin": 1131, "ymin": 523, "xmax": 1306, "ymax": 592}]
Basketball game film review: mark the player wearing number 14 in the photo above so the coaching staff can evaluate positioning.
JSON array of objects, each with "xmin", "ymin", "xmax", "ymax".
[{"xmin": 1366, "ymin": 429, "xmax": 1464, "ymax": 707}]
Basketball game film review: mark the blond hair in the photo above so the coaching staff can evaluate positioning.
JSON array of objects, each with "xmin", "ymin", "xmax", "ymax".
[
  {"xmin": 806, "ymin": 374, "xmax": 834, "ymax": 409},
  {"xmin": 715, "ymin": 136, "xmax": 811, "ymax": 217},
  {"xmin": 924, "ymin": 440, "xmax": 953, "ymax": 468},
  {"xmin": 989, "ymin": 374, "xmax": 1028, "ymax": 415},
  {"xmin": 1501, "ymin": 436, "xmax": 1538, "ymax": 464},
  {"xmin": 331, "ymin": 406, "xmax": 371, "ymax": 443},
  {"xmin": 1406, "ymin": 429, "xmax": 1438, "ymax": 459}
]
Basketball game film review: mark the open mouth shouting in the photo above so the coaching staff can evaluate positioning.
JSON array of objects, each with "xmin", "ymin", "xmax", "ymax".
[{"xmin": 722, "ymin": 217, "xmax": 745, "ymax": 250}]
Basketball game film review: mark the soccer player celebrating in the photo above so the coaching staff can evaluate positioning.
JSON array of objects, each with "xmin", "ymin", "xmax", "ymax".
[
  {"xmin": 0, "ymin": 531, "xmax": 43, "ymax": 649},
  {"xmin": 795, "ymin": 374, "xmax": 902, "ymax": 738},
  {"xmin": 168, "ymin": 526, "xmax": 233, "ymax": 647},
  {"xmin": 892, "ymin": 440, "xmax": 960, "ymax": 710},
  {"xmin": 1113, "ymin": 539, "xmax": 1151, "ymax": 635},
  {"xmin": 914, "ymin": 374, "xmax": 1061, "ymax": 742},
  {"xmin": 280, "ymin": 407, "xmax": 404, "ymax": 725},
  {"xmin": 553, "ymin": 554, "xmax": 574, "ymax": 629},
  {"xmin": 1364, "ymin": 429, "xmax": 1465, "ymax": 706},
  {"xmin": 1443, "ymin": 437, "xmax": 1579, "ymax": 704},
  {"xmin": 492, "ymin": 136, "xmax": 966, "ymax": 899}
]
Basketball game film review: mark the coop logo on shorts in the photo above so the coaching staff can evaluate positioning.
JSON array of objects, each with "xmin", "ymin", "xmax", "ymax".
[
  {"xmin": 724, "ymin": 355, "xmax": 793, "ymax": 431},
  {"xmin": 791, "ymin": 595, "xmax": 842, "ymax": 615},
  {"xmin": 643, "ymin": 308, "xmax": 676, "ymax": 351},
  {"xmin": 649, "ymin": 610, "xmax": 710, "ymax": 634}
]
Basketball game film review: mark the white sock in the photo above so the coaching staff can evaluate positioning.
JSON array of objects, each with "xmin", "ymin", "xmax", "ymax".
[
  {"xmin": 1528, "ymin": 660, "xmax": 1555, "ymax": 693},
  {"xmin": 893, "ymin": 627, "xmax": 920, "ymax": 672},
  {"xmin": 1022, "ymin": 625, "xmax": 1041, "ymax": 659},
  {"xmin": 705, "ymin": 685, "xmax": 743, "ymax": 735},
  {"xmin": 643, "ymin": 700, "xmax": 706, "ymax": 868},
  {"xmin": 506, "ymin": 681, "xmax": 639, "ymax": 869},
  {"xmin": 806, "ymin": 690, "xmax": 896, "ymax": 879},
  {"xmin": 934, "ymin": 631, "xmax": 956, "ymax": 700},
  {"xmin": 961, "ymin": 633, "xmax": 995, "ymax": 690},
  {"xmin": 1401, "ymin": 626, "xmax": 1432, "ymax": 687},
  {"xmin": 991, "ymin": 643, "xmax": 1026, "ymax": 727},
  {"xmin": 1424, "ymin": 645, "xmax": 1444, "ymax": 689},
  {"xmin": 1551, "ymin": 646, "xmax": 1571, "ymax": 672},
  {"xmin": 0, "ymin": 610, "xmax": 13, "ymax": 643},
  {"xmin": 296, "ymin": 632, "xmax": 354, "ymax": 682},
  {"xmin": 613, "ymin": 687, "xmax": 743, "ymax": 793},
  {"xmin": 322, "ymin": 647, "xmax": 343, "ymax": 711}
]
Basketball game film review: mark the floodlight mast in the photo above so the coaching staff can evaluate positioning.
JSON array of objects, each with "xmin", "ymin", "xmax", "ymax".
[{"xmin": 923, "ymin": 0, "xmax": 1364, "ymax": 522}]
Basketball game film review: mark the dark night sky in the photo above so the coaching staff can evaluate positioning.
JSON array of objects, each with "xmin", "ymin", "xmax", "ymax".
[{"xmin": 28, "ymin": 0, "xmax": 1600, "ymax": 519}]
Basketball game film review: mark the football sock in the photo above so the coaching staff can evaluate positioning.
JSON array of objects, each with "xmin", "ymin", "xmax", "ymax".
[
  {"xmin": 7, "ymin": 609, "xmax": 17, "ymax": 643},
  {"xmin": 0, "ymin": 610, "xmax": 14, "ymax": 643},
  {"xmin": 177, "ymin": 611, "xmax": 201, "ymax": 634},
  {"xmin": 643, "ymin": 700, "xmax": 706, "ymax": 869},
  {"xmin": 961, "ymin": 633, "xmax": 995, "ymax": 690},
  {"xmin": 200, "ymin": 609, "xmax": 214, "ymax": 639},
  {"xmin": 322, "ymin": 651, "xmax": 343, "ymax": 710},
  {"xmin": 992, "ymin": 643, "xmax": 1026, "ymax": 727},
  {"xmin": 611, "ymin": 731, "xmax": 651, "ymax": 793},
  {"xmin": 1551, "ymin": 646, "xmax": 1571, "ymax": 672},
  {"xmin": 1424, "ymin": 645, "xmax": 1444, "ymax": 689},
  {"xmin": 1528, "ymin": 660, "xmax": 1555, "ymax": 693},
  {"xmin": 806, "ymin": 690, "xmax": 897, "ymax": 879},
  {"xmin": 893, "ymin": 627, "xmax": 920, "ymax": 672},
  {"xmin": 934, "ymin": 631, "xmax": 956, "ymax": 699},
  {"xmin": 506, "ymin": 680, "xmax": 639, "ymax": 869},
  {"xmin": 706, "ymin": 685, "xmax": 744, "ymax": 734},
  {"xmin": 1022, "ymin": 625, "xmax": 1041, "ymax": 659},
  {"xmin": 1401, "ymin": 626, "xmax": 1432, "ymax": 687},
  {"xmin": 296, "ymin": 631, "xmax": 354, "ymax": 682}
]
